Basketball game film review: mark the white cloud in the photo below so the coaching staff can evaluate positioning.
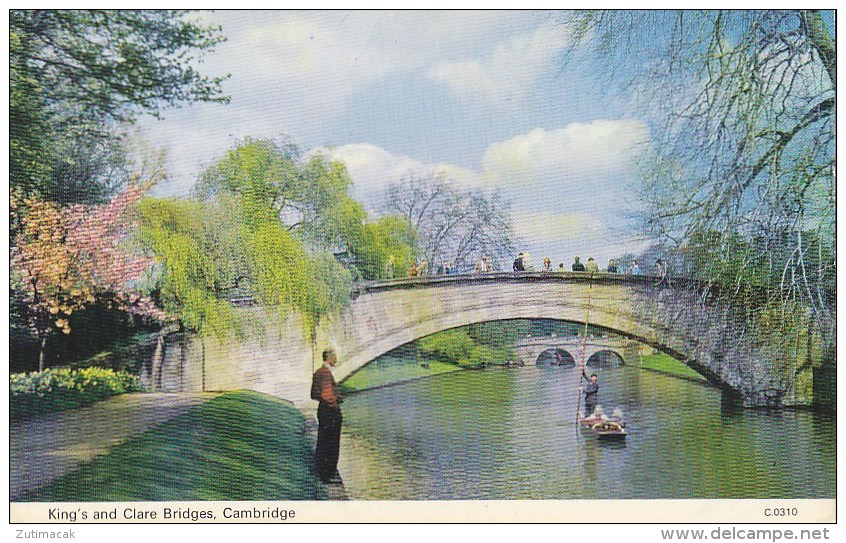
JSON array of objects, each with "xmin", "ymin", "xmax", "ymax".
[
  {"xmin": 428, "ymin": 23, "xmax": 569, "ymax": 106},
  {"xmin": 139, "ymin": 11, "xmax": 556, "ymax": 195},
  {"xmin": 478, "ymin": 120, "xmax": 652, "ymax": 265},
  {"xmin": 316, "ymin": 143, "xmax": 483, "ymax": 210},
  {"xmin": 481, "ymin": 119, "xmax": 650, "ymax": 185},
  {"xmin": 513, "ymin": 211, "xmax": 608, "ymax": 243},
  {"xmin": 213, "ymin": 11, "xmax": 543, "ymax": 117}
]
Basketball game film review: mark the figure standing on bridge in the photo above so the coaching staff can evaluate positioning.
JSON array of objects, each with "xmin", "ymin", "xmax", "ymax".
[
  {"xmin": 383, "ymin": 255, "xmax": 395, "ymax": 279},
  {"xmin": 579, "ymin": 369, "xmax": 600, "ymax": 416},
  {"xmin": 585, "ymin": 257, "xmax": 599, "ymax": 273},
  {"xmin": 571, "ymin": 256, "xmax": 585, "ymax": 271},
  {"xmin": 311, "ymin": 349, "xmax": 343, "ymax": 484},
  {"xmin": 475, "ymin": 255, "xmax": 492, "ymax": 273},
  {"xmin": 628, "ymin": 259, "xmax": 641, "ymax": 275},
  {"xmin": 656, "ymin": 259, "xmax": 671, "ymax": 287},
  {"xmin": 513, "ymin": 252, "xmax": 526, "ymax": 272}
]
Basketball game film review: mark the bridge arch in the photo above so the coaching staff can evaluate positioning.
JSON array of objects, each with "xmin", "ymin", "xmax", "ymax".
[
  {"xmin": 314, "ymin": 273, "xmax": 788, "ymax": 405},
  {"xmin": 536, "ymin": 348, "xmax": 576, "ymax": 366},
  {"xmin": 586, "ymin": 349, "xmax": 625, "ymax": 369},
  {"xmin": 195, "ymin": 273, "xmax": 796, "ymax": 407}
]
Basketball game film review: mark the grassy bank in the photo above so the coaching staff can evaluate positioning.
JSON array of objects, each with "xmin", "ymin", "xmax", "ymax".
[
  {"xmin": 340, "ymin": 357, "xmax": 463, "ymax": 393},
  {"xmin": 20, "ymin": 390, "xmax": 327, "ymax": 501},
  {"xmin": 641, "ymin": 353, "xmax": 708, "ymax": 382}
]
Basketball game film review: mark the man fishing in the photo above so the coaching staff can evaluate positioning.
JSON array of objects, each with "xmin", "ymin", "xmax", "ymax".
[{"xmin": 579, "ymin": 369, "xmax": 599, "ymax": 416}]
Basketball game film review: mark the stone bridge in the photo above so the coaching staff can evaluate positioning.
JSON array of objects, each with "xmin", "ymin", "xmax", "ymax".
[
  {"xmin": 510, "ymin": 335, "xmax": 641, "ymax": 367},
  {"xmin": 176, "ymin": 272, "xmax": 798, "ymax": 408}
]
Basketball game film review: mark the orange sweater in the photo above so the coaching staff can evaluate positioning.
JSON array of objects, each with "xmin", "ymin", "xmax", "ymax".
[{"xmin": 310, "ymin": 366, "xmax": 340, "ymax": 408}]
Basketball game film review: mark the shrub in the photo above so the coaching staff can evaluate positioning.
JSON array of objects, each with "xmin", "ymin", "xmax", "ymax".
[
  {"xmin": 10, "ymin": 367, "xmax": 144, "ymax": 420},
  {"xmin": 418, "ymin": 328, "xmax": 475, "ymax": 364},
  {"xmin": 459, "ymin": 345, "xmax": 512, "ymax": 367}
]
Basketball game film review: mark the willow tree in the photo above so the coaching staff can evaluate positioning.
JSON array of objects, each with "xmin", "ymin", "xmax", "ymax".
[
  {"xmin": 145, "ymin": 137, "xmax": 421, "ymax": 338},
  {"xmin": 560, "ymin": 10, "xmax": 835, "ymax": 394}
]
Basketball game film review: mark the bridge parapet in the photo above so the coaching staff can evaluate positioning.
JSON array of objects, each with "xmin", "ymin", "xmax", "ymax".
[{"xmin": 354, "ymin": 271, "xmax": 699, "ymax": 294}]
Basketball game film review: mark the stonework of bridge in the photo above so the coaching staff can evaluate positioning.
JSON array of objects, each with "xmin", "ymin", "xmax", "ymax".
[
  {"xmin": 510, "ymin": 335, "xmax": 641, "ymax": 367},
  {"xmin": 176, "ymin": 272, "xmax": 798, "ymax": 408}
]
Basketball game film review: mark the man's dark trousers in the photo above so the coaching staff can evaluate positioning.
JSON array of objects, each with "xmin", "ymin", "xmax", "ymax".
[{"xmin": 316, "ymin": 402, "xmax": 342, "ymax": 481}]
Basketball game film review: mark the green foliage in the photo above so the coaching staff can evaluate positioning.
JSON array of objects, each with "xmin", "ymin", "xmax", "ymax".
[
  {"xmin": 9, "ymin": 9, "xmax": 228, "ymax": 202},
  {"xmin": 196, "ymin": 139, "xmax": 367, "ymax": 249},
  {"xmin": 467, "ymin": 320, "xmax": 530, "ymax": 349},
  {"xmin": 140, "ymin": 190, "xmax": 354, "ymax": 337},
  {"xmin": 139, "ymin": 197, "xmax": 238, "ymax": 336},
  {"xmin": 460, "ymin": 345, "xmax": 509, "ymax": 368},
  {"xmin": 349, "ymin": 215, "xmax": 417, "ymax": 280},
  {"xmin": 309, "ymin": 252, "xmax": 355, "ymax": 319},
  {"xmin": 640, "ymin": 353, "xmax": 708, "ymax": 382},
  {"xmin": 339, "ymin": 357, "xmax": 463, "ymax": 394},
  {"xmin": 10, "ymin": 367, "xmax": 143, "ymax": 420},
  {"xmin": 755, "ymin": 299, "xmax": 822, "ymax": 392},
  {"xmin": 419, "ymin": 329, "xmax": 476, "ymax": 365},
  {"xmin": 9, "ymin": 31, "xmax": 52, "ymax": 198},
  {"xmin": 298, "ymin": 155, "xmax": 369, "ymax": 248},
  {"xmin": 195, "ymin": 138, "xmax": 300, "ymax": 214},
  {"xmin": 245, "ymin": 220, "xmax": 351, "ymax": 331},
  {"xmin": 21, "ymin": 391, "xmax": 327, "ymax": 501},
  {"xmin": 419, "ymin": 323, "xmax": 521, "ymax": 367}
]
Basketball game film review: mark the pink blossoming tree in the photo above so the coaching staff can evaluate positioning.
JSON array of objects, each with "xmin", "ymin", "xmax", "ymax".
[{"xmin": 11, "ymin": 184, "xmax": 168, "ymax": 371}]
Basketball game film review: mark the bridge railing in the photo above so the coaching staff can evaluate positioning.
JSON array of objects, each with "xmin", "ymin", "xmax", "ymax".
[{"xmin": 353, "ymin": 271, "xmax": 698, "ymax": 294}]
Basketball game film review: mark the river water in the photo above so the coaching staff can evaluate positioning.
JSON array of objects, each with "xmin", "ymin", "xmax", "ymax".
[{"xmin": 337, "ymin": 365, "xmax": 835, "ymax": 499}]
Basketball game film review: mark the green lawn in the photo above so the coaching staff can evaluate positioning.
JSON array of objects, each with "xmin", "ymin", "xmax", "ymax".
[
  {"xmin": 20, "ymin": 390, "xmax": 327, "ymax": 501},
  {"xmin": 640, "ymin": 352, "xmax": 709, "ymax": 382},
  {"xmin": 340, "ymin": 357, "xmax": 464, "ymax": 393}
]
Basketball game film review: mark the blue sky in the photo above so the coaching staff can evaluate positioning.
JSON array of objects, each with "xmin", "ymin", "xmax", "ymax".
[{"xmin": 138, "ymin": 10, "xmax": 658, "ymax": 269}]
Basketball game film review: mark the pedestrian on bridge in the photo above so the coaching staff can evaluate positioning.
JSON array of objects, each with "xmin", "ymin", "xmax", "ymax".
[
  {"xmin": 383, "ymin": 255, "xmax": 395, "ymax": 279},
  {"xmin": 628, "ymin": 259, "xmax": 642, "ymax": 275},
  {"xmin": 571, "ymin": 256, "xmax": 585, "ymax": 272},
  {"xmin": 513, "ymin": 252, "xmax": 526, "ymax": 272},
  {"xmin": 311, "ymin": 349, "xmax": 343, "ymax": 484}
]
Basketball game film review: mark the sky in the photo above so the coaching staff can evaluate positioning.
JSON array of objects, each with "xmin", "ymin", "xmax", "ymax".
[{"xmin": 137, "ymin": 10, "xmax": 656, "ymax": 270}]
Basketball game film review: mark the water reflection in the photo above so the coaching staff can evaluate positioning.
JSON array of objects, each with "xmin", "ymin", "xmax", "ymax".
[{"xmin": 338, "ymin": 366, "xmax": 835, "ymax": 500}]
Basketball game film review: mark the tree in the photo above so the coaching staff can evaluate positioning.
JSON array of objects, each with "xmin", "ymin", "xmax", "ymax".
[
  {"xmin": 138, "ymin": 197, "xmax": 240, "ymax": 337},
  {"xmin": 195, "ymin": 138, "xmax": 365, "ymax": 250},
  {"xmin": 344, "ymin": 215, "xmax": 417, "ymax": 280},
  {"xmin": 561, "ymin": 10, "xmax": 835, "ymax": 329},
  {"xmin": 10, "ymin": 185, "xmax": 165, "ymax": 371},
  {"xmin": 9, "ymin": 9, "xmax": 228, "ymax": 202},
  {"xmin": 144, "ymin": 138, "xmax": 370, "ymax": 336},
  {"xmin": 385, "ymin": 174, "xmax": 515, "ymax": 272},
  {"xmin": 195, "ymin": 137, "xmax": 417, "ymax": 282},
  {"xmin": 559, "ymin": 10, "xmax": 835, "ymax": 400}
]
